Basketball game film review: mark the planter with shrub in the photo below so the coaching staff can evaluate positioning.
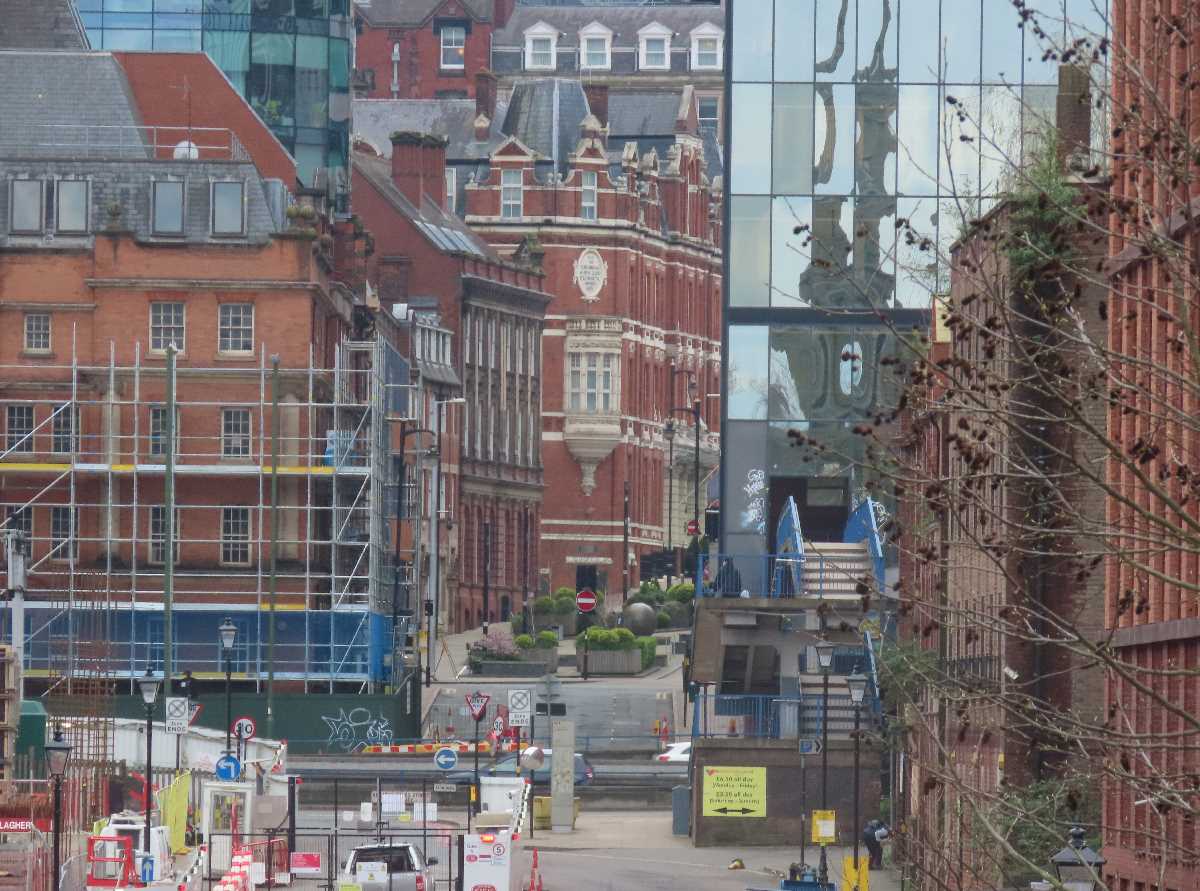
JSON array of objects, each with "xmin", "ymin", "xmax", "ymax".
[
  {"xmin": 514, "ymin": 630, "xmax": 560, "ymax": 672},
  {"xmin": 578, "ymin": 626, "xmax": 647, "ymax": 675},
  {"xmin": 468, "ymin": 630, "xmax": 547, "ymax": 676}
]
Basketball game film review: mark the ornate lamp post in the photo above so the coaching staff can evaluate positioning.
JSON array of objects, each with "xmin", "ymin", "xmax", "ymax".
[
  {"xmin": 846, "ymin": 672, "xmax": 869, "ymax": 887},
  {"xmin": 137, "ymin": 669, "xmax": 161, "ymax": 855},
  {"xmin": 814, "ymin": 639, "xmax": 836, "ymax": 884},
  {"xmin": 45, "ymin": 729, "xmax": 71, "ymax": 891},
  {"xmin": 219, "ymin": 617, "xmax": 237, "ymax": 753},
  {"xmin": 1049, "ymin": 827, "xmax": 1106, "ymax": 891}
]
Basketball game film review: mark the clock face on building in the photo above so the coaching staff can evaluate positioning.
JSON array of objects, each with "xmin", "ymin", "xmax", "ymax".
[{"xmin": 573, "ymin": 248, "xmax": 608, "ymax": 301}]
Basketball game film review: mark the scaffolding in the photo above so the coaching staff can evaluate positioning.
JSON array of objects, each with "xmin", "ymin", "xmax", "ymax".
[{"xmin": 0, "ymin": 329, "xmax": 416, "ymax": 692}]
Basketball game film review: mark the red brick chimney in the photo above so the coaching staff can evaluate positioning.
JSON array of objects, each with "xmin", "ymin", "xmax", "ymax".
[
  {"xmin": 390, "ymin": 131, "xmax": 425, "ymax": 206},
  {"xmin": 583, "ymin": 83, "xmax": 609, "ymax": 131},
  {"xmin": 422, "ymin": 134, "xmax": 449, "ymax": 210},
  {"xmin": 1055, "ymin": 64, "xmax": 1092, "ymax": 172},
  {"xmin": 493, "ymin": 0, "xmax": 516, "ymax": 28},
  {"xmin": 476, "ymin": 70, "xmax": 497, "ymax": 121}
]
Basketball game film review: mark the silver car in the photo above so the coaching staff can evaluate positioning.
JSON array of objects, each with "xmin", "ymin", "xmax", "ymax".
[{"xmin": 343, "ymin": 842, "xmax": 438, "ymax": 891}]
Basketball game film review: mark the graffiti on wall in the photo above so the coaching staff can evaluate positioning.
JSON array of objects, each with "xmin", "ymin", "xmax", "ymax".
[{"xmin": 322, "ymin": 707, "xmax": 394, "ymax": 752}]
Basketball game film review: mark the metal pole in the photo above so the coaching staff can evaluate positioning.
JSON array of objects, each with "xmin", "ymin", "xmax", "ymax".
[
  {"xmin": 287, "ymin": 776, "xmax": 297, "ymax": 853},
  {"xmin": 473, "ymin": 716, "xmax": 481, "ymax": 813},
  {"xmin": 693, "ymin": 399, "xmax": 700, "ymax": 544},
  {"xmin": 482, "ymin": 521, "xmax": 490, "ymax": 626},
  {"xmin": 393, "ymin": 431, "xmax": 407, "ymax": 686},
  {"xmin": 853, "ymin": 702, "xmax": 861, "ymax": 888},
  {"xmin": 667, "ymin": 431, "xmax": 674, "ymax": 588},
  {"xmin": 800, "ymin": 753, "xmax": 807, "ymax": 870},
  {"xmin": 429, "ymin": 406, "xmax": 443, "ymax": 686},
  {"xmin": 163, "ymin": 345, "xmax": 177, "ymax": 695},
  {"xmin": 268, "ymin": 356, "xmax": 280, "ymax": 737},
  {"xmin": 819, "ymin": 669, "xmax": 830, "ymax": 884},
  {"xmin": 225, "ymin": 654, "xmax": 233, "ymax": 753},
  {"xmin": 622, "ymin": 480, "xmax": 630, "ymax": 602},
  {"xmin": 144, "ymin": 703, "xmax": 154, "ymax": 853},
  {"xmin": 52, "ymin": 775, "xmax": 61, "ymax": 891}
]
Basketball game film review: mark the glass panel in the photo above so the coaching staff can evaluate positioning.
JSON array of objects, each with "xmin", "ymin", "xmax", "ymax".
[
  {"xmin": 153, "ymin": 181, "xmax": 184, "ymax": 234},
  {"xmin": 813, "ymin": 84, "xmax": 854, "ymax": 193},
  {"xmin": 980, "ymin": 84, "xmax": 1025, "ymax": 197},
  {"xmin": 897, "ymin": 85, "xmax": 939, "ymax": 196},
  {"xmin": 731, "ymin": 0, "xmax": 773, "ymax": 82},
  {"xmin": 773, "ymin": 0, "xmax": 813, "ymax": 81},
  {"xmin": 897, "ymin": 0, "xmax": 941, "ymax": 83},
  {"xmin": 728, "ymin": 196, "xmax": 770, "ymax": 307},
  {"xmin": 156, "ymin": 0, "xmax": 202, "ymax": 10},
  {"xmin": 56, "ymin": 181, "xmax": 88, "ymax": 232},
  {"xmin": 204, "ymin": 30, "xmax": 250, "ymax": 92},
  {"xmin": 939, "ymin": 85, "xmax": 980, "ymax": 197},
  {"xmin": 154, "ymin": 13, "xmax": 202, "ymax": 28},
  {"xmin": 154, "ymin": 29, "xmax": 202, "ymax": 50},
  {"xmin": 250, "ymin": 33, "xmax": 296, "ymax": 128},
  {"xmin": 855, "ymin": 84, "xmax": 897, "ymax": 196},
  {"xmin": 730, "ymin": 84, "xmax": 771, "ymax": 193},
  {"xmin": 941, "ymin": 0, "xmax": 982, "ymax": 83},
  {"xmin": 11, "ymin": 181, "xmax": 42, "ymax": 232},
  {"xmin": 102, "ymin": 0, "xmax": 151, "ymax": 9},
  {"xmin": 815, "ymin": 0, "xmax": 855, "ymax": 80},
  {"xmin": 212, "ymin": 182, "xmax": 244, "ymax": 234},
  {"xmin": 330, "ymin": 38, "xmax": 349, "ymax": 91},
  {"xmin": 857, "ymin": 0, "xmax": 897, "ymax": 74},
  {"xmin": 771, "ymin": 196, "xmax": 811, "ymax": 307},
  {"xmin": 768, "ymin": 324, "xmax": 900, "ymax": 424},
  {"xmin": 295, "ymin": 35, "xmax": 329, "ymax": 128},
  {"xmin": 101, "ymin": 29, "xmax": 153, "ymax": 49},
  {"xmin": 981, "ymin": 0, "xmax": 1024, "ymax": 83},
  {"xmin": 772, "ymin": 84, "xmax": 814, "ymax": 194},
  {"xmin": 802, "ymin": 197, "xmax": 856, "ymax": 306},
  {"xmin": 727, "ymin": 326, "xmax": 769, "ymax": 421}
]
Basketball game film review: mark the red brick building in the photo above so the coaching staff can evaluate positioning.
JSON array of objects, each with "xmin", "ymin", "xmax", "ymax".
[
  {"xmin": 351, "ymin": 133, "xmax": 552, "ymax": 631},
  {"xmin": 353, "ymin": 0, "xmax": 502, "ymax": 100},
  {"xmin": 463, "ymin": 85, "xmax": 722, "ymax": 600},
  {"xmin": 1102, "ymin": 4, "xmax": 1200, "ymax": 889}
]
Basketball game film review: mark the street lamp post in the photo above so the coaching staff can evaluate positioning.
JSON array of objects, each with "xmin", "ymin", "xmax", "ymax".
[
  {"xmin": 847, "ymin": 672, "xmax": 869, "ymax": 887},
  {"xmin": 1049, "ymin": 827, "xmax": 1106, "ymax": 891},
  {"xmin": 814, "ymin": 639, "xmax": 836, "ymax": 884},
  {"xmin": 430, "ymin": 398, "xmax": 465, "ymax": 685},
  {"xmin": 45, "ymin": 729, "xmax": 71, "ymax": 891},
  {"xmin": 137, "ymin": 669, "xmax": 161, "ymax": 855},
  {"xmin": 393, "ymin": 425, "xmax": 435, "ymax": 687},
  {"xmin": 669, "ymin": 399, "xmax": 703, "ymax": 582},
  {"xmin": 664, "ymin": 418, "xmax": 675, "ymax": 585},
  {"xmin": 219, "ymin": 617, "xmax": 237, "ymax": 753}
]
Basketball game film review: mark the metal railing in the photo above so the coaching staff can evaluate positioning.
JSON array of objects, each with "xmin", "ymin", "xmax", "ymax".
[
  {"xmin": 691, "ymin": 691, "xmax": 879, "ymax": 740},
  {"xmin": 1, "ymin": 125, "xmax": 251, "ymax": 162}
]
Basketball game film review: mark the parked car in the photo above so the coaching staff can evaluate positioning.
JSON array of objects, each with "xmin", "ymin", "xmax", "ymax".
[
  {"xmin": 654, "ymin": 741, "xmax": 691, "ymax": 763},
  {"xmin": 447, "ymin": 750, "xmax": 594, "ymax": 786},
  {"xmin": 342, "ymin": 842, "xmax": 437, "ymax": 891}
]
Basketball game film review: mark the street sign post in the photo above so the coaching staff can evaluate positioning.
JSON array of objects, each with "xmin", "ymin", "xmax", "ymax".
[
  {"xmin": 492, "ymin": 716, "xmax": 505, "ymax": 735},
  {"xmin": 215, "ymin": 753, "xmax": 241, "ymax": 781},
  {"xmin": 811, "ymin": 809, "xmax": 837, "ymax": 844},
  {"xmin": 575, "ymin": 588, "xmax": 597, "ymax": 613},
  {"xmin": 465, "ymin": 691, "xmax": 490, "ymax": 833},
  {"xmin": 798, "ymin": 737, "xmax": 823, "ymax": 755},
  {"xmin": 508, "ymin": 688, "xmax": 531, "ymax": 727},
  {"xmin": 165, "ymin": 697, "xmax": 189, "ymax": 735},
  {"xmin": 686, "ymin": 519, "xmax": 699, "ymax": 536},
  {"xmin": 232, "ymin": 716, "xmax": 256, "ymax": 740},
  {"xmin": 433, "ymin": 747, "xmax": 459, "ymax": 771},
  {"xmin": 466, "ymin": 691, "xmax": 490, "ymax": 722}
]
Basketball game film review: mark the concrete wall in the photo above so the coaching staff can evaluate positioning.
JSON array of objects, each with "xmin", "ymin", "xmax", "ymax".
[{"xmin": 691, "ymin": 737, "xmax": 881, "ymax": 848}]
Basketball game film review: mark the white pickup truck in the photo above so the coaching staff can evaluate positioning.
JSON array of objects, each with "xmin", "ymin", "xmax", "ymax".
[{"xmin": 342, "ymin": 842, "xmax": 438, "ymax": 891}]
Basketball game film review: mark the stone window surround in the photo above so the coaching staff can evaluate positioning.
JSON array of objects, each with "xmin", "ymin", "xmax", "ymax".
[
  {"xmin": 524, "ymin": 21, "xmax": 559, "ymax": 71},
  {"xmin": 579, "ymin": 21, "xmax": 613, "ymax": 71},
  {"xmin": 638, "ymin": 22, "xmax": 673, "ymax": 71}
]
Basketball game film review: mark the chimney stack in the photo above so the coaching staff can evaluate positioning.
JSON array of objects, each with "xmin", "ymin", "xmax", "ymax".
[
  {"xmin": 423, "ymin": 134, "xmax": 449, "ymax": 210},
  {"xmin": 1055, "ymin": 64, "xmax": 1092, "ymax": 173},
  {"xmin": 493, "ymin": 0, "xmax": 516, "ymax": 28},
  {"xmin": 390, "ymin": 131, "xmax": 425, "ymax": 206},
  {"xmin": 476, "ymin": 70, "xmax": 498, "ymax": 122},
  {"xmin": 583, "ymin": 83, "xmax": 609, "ymax": 132}
]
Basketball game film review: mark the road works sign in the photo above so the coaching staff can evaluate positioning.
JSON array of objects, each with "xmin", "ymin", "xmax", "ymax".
[
  {"xmin": 811, "ymin": 809, "xmax": 837, "ymax": 844},
  {"xmin": 700, "ymin": 766, "xmax": 766, "ymax": 818}
]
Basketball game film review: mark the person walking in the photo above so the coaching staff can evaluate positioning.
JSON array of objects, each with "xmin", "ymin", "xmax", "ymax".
[{"xmin": 862, "ymin": 819, "xmax": 890, "ymax": 870}]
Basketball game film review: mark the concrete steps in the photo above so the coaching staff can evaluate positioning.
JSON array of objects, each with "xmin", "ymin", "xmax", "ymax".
[{"xmin": 802, "ymin": 540, "xmax": 871, "ymax": 598}]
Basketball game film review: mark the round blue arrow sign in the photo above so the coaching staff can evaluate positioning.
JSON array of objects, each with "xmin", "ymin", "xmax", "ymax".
[
  {"xmin": 434, "ymin": 747, "xmax": 459, "ymax": 771},
  {"xmin": 215, "ymin": 753, "xmax": 241, "ymax": 781}
]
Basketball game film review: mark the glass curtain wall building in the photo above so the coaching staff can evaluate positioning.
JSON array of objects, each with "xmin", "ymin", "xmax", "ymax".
[
  {"xmin": 721, "ymin": 0, "xmax": 1109, "ymax": 565},
  {"xmin": 78, "ymin": 0, "xmax": 352, "ymax": 188}
]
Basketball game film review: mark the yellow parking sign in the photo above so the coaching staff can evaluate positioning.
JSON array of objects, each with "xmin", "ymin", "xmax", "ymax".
[
  {"xmin": 811, "ymin": 809, "xmax": 837, "ymax": 844},
  {"xmin": 700, "ymin": 766, "xmax": 767, "ymax": 817}
]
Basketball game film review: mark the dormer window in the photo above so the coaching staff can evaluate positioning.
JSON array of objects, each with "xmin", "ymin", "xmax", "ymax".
[
  {"xmin": 690, "ymin": 23, "xmax": 724, "ymax": 70},
  {"xmin": 638, "ymin": 23, "xmax": 672, "ymax": 71},
  {"xmin": 579, "ymin": 22, "xmax": 612, "ymax": 71},
  {"xmin": 524, "ymin": 22, "xmax": 558, "ymax": 71},
  {"xmin": 440, "ymin": 24, "xmax": 466, "ymax": 69}
]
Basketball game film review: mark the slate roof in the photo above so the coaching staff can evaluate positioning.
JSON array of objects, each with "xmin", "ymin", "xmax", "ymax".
[
  {"xmin": 354, "ymin": 152, "xmax": 499, "ymax": 261},
  {"xmin": 493, "ymin": 4, "xmax": 724, "ymax": 46},
  {"xmin": 355, "ymin": 0, "xmax": 493, "ymax": 26},
  {"xmin": 353, "ymin": 98, "xmax": 511, "ymax": 160},
  {"xmin": 607, "ymin": 91, "xmax": 682, "ymax": 138},
  {"xmin": 0, "ymin": 0, "xmax": 89, "ymax": 50},
  {"xmin": 501, "ymin": 78, "xmax": 590, "ymax": 173},
  {"xmin": 0, "ymin": 53, "xmax": 144, "ymax": 155}
]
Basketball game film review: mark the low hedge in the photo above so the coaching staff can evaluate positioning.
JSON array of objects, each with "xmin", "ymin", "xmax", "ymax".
[
  {"xmin": 582, "ymin": 625, "xmax": 637, "ymax": 651},
  {"xmin": 636, "ymin": 636, "xmax": 657, "ymax": 670}
]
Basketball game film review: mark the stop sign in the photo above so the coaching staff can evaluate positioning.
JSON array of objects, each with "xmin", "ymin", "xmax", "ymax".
[
  {"xmin": 576, "ymin": 588, "xmax": 597, "ymax": 613},
  {"xmin": 686, "ymin": 519, "xmax": 700, "ymax": 536}
]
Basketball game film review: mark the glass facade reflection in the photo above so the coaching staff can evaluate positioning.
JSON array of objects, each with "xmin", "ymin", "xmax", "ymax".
[
  {"xmin": 722, "ymin": 0, "xmax": 1109, "ymax": 554},
  {"xmin": 79, "ymin": 0, "xmax": 351, "ymax": 187}
]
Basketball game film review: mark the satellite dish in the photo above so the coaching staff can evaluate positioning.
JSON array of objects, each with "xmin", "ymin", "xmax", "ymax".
[
  {"xmin": 172, "ymin": 140, "xmax": 199, "ymax": 160},
  {"xmin": 520, "ymin": 746, "xmax": 545, "ymax": 771}
]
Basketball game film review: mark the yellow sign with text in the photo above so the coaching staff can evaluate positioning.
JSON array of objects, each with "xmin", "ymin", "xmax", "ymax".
[
  {"xmin": 811, "ymin": 809, "xmax": 837, "ymax": 844},
  {"xmin": 701, "ymin": 766, "xmax": 766, "ymax": 818}
]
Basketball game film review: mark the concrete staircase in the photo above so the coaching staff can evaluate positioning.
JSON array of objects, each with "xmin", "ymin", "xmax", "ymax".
[{"xmin": 802, "ymin": 540, "xmax": 872, "ymax": 599}]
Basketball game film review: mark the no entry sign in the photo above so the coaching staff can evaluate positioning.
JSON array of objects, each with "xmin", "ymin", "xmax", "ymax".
[{"xmin": 576, "ymin": 588, "xmax": 597, "ymax": 613}]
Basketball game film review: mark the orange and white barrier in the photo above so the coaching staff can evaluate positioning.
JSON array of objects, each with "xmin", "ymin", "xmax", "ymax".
[
  {"xmin": 527, "ymin": 848, "xmax": 543, "ymax": 891},
  {"xmin": 361, "ymin": 740, "xmax": 519, "ymax": 755}
]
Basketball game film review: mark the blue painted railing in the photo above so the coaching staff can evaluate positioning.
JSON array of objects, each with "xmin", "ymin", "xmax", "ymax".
[
  {"xmin": 690, "ymin": 691, "xmax": 879, "ymax": 740},
  {"xmin": 843, "ymin": 498, "xmax": 886, "ymax": 592}
]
